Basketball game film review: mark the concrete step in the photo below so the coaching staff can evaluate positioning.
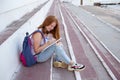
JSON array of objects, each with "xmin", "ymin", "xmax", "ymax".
[
  {"xmin": 1, "ymin": 0, "xmax": 120, "ymax": 80},
  {"xmin": 0, "ymin": 0, "xmax": 53, "ymax": 80}
]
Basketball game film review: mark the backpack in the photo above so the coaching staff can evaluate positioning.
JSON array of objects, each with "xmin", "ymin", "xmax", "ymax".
[{"xmin": 20, "ymin": 30, "xmax": 45, "ymax": 67}]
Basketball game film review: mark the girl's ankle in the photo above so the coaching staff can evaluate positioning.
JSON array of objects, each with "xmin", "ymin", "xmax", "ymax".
[{"xmin": 69, "ymin": 61, "xmax": 74, "ymax": 66}]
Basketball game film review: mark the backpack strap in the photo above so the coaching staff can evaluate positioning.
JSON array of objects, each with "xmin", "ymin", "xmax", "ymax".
[
  {"xmin": 36, "ymin": 30, "xmax": 46, "ymax": 44},
  {"xmin": 28, "ymin": 30, "xmax": 46, "ymax": 44}
]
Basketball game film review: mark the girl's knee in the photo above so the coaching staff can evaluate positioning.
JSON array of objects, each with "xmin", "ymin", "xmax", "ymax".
[
  {"xmin": 51, "ymin": 44, "xmax": 62, "ymax": 49},
  {"xmin": 56, "ymin": 44, "xmax": 63, "ymax": 49}
]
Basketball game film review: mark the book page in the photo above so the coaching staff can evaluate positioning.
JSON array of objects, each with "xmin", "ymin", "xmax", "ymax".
[{"xmin": 41, "ymin": 38, "xmax": 62, "ymax": 52}]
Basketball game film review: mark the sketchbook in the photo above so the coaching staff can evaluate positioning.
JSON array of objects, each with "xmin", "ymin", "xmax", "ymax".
[{"xmin": 41, "ymin": 38, "xmax": 62, "ymax": 52}]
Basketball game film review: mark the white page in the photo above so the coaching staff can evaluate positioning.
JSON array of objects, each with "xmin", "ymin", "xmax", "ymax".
[{"xmin": 41, "ymin": 38, "xmax": 62, "ymax": 52}]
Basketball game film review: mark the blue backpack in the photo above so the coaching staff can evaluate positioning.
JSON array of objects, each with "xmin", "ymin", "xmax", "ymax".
[{"xmin": 20, "ymin": 30, "xmax": 45, "ymax": 67}]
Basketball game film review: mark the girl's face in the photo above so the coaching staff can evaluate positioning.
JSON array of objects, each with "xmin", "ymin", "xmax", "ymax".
[{"xmin": 46, "ymin": 22, "xmax": 56, "ymax": 32}]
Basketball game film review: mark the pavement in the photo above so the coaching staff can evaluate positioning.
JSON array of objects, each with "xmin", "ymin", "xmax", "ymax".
[
  {"xmin": 64, "ymin": 3, "xmax": 120, "ymax": 61},
  {"xmin": 12, "ymin": 0, "xmax": 120, "ymax": 80},
  {"xmin": 13, "ymin": 1, "xmax": 75, "ymax": 80}
]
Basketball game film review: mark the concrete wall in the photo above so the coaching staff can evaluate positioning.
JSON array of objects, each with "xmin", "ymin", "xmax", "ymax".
[
  {"xmin": 0, "ymin": 0, "xmax": 54, "ymax": 80},
  {"xmin": 94, "ymin": 0, "xmax": 120, "ymax": 3},
  {"xmin": 84, "ymin": 0, "xmax": 120, "ymax": 5},
  {"xmin": 0, "ymin": 0, "xmax": 46, "ymax": 32},
  {"xmin": 63, "ymin": 0, "xmax": 120, "ymax": 6}
]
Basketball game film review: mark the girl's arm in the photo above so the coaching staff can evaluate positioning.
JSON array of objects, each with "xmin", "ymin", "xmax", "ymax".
[{"xmin": 32, "ymin": 32, "xmax": 55, "ymax": 54}]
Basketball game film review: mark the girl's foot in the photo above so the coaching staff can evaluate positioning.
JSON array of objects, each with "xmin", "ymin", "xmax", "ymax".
[
  {"xmin": 53, "ymin": 61, "xmax": 68, "ymax": 68},
  {"xmin": 68, "ymin": 63, "xmax": 85, "ymax": 71}
]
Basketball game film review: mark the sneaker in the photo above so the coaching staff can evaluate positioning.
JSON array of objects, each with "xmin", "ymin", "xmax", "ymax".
[
  {"xmin": 68, "ymin": 63, "xmax": 85, "ymax": 71},
  {"xmin": 53, "ymin": 61, "xmax": 68, "ymax": 68}
]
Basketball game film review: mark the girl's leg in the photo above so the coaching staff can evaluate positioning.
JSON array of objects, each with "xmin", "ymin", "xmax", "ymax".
[
  {"xmin": 36, "ymin": 44, "xmax": 71, "ymax": 64},
  {"xmin": 36, "ymin": 44, "xmax": 85, "ymax": 71},
  {"xmin": 53, "ymin": 45, "xmax": 85, "ymax": 71},
  {"xmin": 36, "ymin": 45, "xmax": 56, "ymax": 62},
  {"xmin": 54, "ymin": 45, "xmax": 71, "ymax": 64}
]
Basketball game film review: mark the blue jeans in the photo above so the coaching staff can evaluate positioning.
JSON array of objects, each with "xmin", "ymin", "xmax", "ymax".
[{"xmin": 36, "ymin": 44, "xmax": 71, "ymax": 64}]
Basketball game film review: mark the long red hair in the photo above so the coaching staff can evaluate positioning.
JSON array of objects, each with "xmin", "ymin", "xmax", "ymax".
[{"xmin": 38, "ymin": 15, "xmax": 60, "ymax": 40}]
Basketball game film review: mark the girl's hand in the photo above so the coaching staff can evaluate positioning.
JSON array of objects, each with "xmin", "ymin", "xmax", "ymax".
[
  {"xmin": 56, "ymin": 42, "xmax": 63, "ymax": 47},
  {"xmin": 47, "ymin": 38, "xmax": 56, "ymax": 45}
]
